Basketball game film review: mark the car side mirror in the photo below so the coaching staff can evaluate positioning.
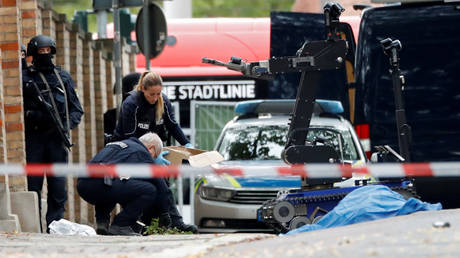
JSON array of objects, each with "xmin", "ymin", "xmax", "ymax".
[
  {"xmin": 370, "ymin": 152, "xmax": 380, "ymax": 163},
  {"xmin": 371, "ymin": 145, "xmax": 405, "ymax": 163}
]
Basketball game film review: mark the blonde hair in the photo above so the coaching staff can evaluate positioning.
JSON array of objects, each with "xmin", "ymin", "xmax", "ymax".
[{"xmin": 135, "ymin": 71, "xmax": 164, "ymax": 122}]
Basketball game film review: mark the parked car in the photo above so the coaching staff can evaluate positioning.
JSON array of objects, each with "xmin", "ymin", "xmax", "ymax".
[{"xmin": 194, "ymin": 99, "xmax": 367, "ymax": 233}]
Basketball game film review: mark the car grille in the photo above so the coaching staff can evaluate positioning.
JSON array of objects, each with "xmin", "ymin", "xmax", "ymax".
[
  {"xmin": 229, "ymin": 189, "xmax": 279, "ymax": 204},
  {"xmin": 200, "ymin": 218, "xmax": 272, "ymax": 231}
]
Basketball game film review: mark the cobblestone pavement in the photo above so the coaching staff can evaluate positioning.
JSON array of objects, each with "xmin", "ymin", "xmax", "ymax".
[{"xmin": 1, "ymin": 209, "xmax": 459, "ymax": 258}]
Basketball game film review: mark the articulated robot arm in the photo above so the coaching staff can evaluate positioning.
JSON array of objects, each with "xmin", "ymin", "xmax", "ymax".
[{"xmin": 203, "ymin": 3, "xmax": 349, "ymax": 166}]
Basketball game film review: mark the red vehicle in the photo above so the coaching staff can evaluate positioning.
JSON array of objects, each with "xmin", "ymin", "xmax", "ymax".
[{"xmin": 134, "ymin": 15, "xmax": 360, "ymax": 133}]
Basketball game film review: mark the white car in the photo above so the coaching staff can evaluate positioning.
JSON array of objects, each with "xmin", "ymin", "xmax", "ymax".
[{"xmin": 194, "ymin": 99, "xmax": 367, "ymax": 233}]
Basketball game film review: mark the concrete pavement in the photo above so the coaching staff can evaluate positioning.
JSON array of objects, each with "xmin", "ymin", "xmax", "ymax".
[
  {"xmin": 0, "ymin": 232, "xmax": 274, "ymax": 258},
  {"xmin": 0, "ymin": 208, "xmax": 459, "ymax": 257},
  {"xmin": 202, "ymin": 208, "xmax": 460, "ymax": 258}
]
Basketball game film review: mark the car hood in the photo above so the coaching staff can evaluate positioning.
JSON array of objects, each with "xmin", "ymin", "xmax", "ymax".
[{"xmin": 203, "ymin": 160, "xmax": 301, "ymax": 188}]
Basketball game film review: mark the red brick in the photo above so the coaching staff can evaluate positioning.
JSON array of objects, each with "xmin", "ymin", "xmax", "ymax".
[
  {"xmin": 2, "ymin": 60, "xmax": 18, "ymax": 69},
  {"xmin": 6, "ymin": 122, "xmax": 23, "ymax": 132},
  {"xmin": 4, "ymin": 104, "xmax": 22, "ymax": 113},
  {"xmin": 2, "ymin": 0, "xmax": 17, "ymax": 7},
  {"xmin": 22, "ymin": 10, "xmax": 36, "ymax": 19},
  {"xmin": 0, "ymin": 42, "xmax": 18, "ymax": 51}
]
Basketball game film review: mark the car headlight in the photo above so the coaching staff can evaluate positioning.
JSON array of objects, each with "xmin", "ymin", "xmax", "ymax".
[{"xmin": 199, "ymin": 186, "xmax": 235, "ymax": 201}]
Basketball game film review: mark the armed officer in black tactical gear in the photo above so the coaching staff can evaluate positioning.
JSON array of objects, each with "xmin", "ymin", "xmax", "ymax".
[
  {"xmin": 22, "ymin": 35, "xmax": 84, "ymax": 232},
  {"xmin": 77, "ymin": 132, "xmax": 172, "ymax": 236}
]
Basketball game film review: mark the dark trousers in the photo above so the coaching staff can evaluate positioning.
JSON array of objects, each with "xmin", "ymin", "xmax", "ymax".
[
  {"xmin": 140, "ymin": 178, "xmax": 184, "ymax": 225},
  {"xmin": 25, "ymin": 130, "xmax": 68, "ymax": 230},
  {"xmin": 77, "ymin": 178, "xmax": 159, "ymax": 227}
]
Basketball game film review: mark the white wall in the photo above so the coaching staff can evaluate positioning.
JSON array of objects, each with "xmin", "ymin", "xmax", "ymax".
[{"xmin": 164, "ymin": 0, "xmax": 192, "ymax": 19}]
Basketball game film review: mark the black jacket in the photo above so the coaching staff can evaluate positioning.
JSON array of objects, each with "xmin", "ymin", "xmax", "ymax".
[
  {"xmin": 22, "ymin": 66, "xmax": 84, "ymax": 134},
  {"xmin": 113, "ymin": 91, "xmax": 189, "ymax": 145}
]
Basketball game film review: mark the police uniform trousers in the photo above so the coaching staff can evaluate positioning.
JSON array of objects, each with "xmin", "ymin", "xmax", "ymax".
[
  {"xmin": 77, "ymin": 177, "xmax": 158, "ymax": 227},
  {"xmin": 25, "ymin": 130, "xmax": 68, "ymax": 229},
  {"xmin": 140, "ymin": 178, "xmax": 185, "ymax": 225}
]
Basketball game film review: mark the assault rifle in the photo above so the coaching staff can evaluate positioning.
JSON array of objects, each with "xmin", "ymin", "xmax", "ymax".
[{"xmin": 28, "ymin": 80, "xmax": 73, "ymax": 150}]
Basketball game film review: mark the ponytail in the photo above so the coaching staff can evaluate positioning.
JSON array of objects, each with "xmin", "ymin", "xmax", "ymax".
[
  {"xmin": 135, "ymin": 71, "xmax": 150, "ymax": 91},
  {"xmin": 136, "ymin": 70, "xmax": 165, "ymax": 122},
  {"xmin": 156, "ymin": 95, "xmax": 164, "ymax": 122}
]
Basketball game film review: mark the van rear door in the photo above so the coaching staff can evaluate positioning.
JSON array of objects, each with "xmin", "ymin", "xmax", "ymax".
[
  {"xmin": 354, "ymin": 2, "xmax": 460, "ymax": 162},
  {"xmin": 354, "ymin": 2, "xmax": 460, "ymax": 208},
  {"xmin": 269, "ymin": 11, "xmax": 358, "ymax": 120}
]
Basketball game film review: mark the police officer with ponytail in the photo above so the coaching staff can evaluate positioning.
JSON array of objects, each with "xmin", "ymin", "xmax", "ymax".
[
  {"xmin": 113, "ymin": 71, "xmax": 190, "ymax": 149},
  {"xmin": 22, "ymin": 35, "xmax": 84, "ymax": 232}
]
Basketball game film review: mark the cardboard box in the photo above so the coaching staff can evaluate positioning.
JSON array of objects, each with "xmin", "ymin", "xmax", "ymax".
[{"xmin": 163, "ymin": 146, "xmax": 224, "ymax": 167}]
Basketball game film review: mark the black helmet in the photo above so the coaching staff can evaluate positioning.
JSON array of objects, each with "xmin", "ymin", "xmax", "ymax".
[{"xmin": 26, "ymin": 35, "xmax": 56, "ymax": 57}]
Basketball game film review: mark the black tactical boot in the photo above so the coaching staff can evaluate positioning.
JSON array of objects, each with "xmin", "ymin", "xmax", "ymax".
[
  {"xmin": 131, "ymin": 221, "xmax": 147, "ymax": 235},
  {"xmin": 158, "ymin": 213, "xmax": 172, "ymax": 228},
  {"xmin": 96, "ymin": 220, "xmax": 110, "ymax": 235},
  {"xmin": 108, "ymin": 225, "xmax": 141, "ymax": 236},
  {"xmin": 171, "ymin": 219, "xmax": 198, "ymax": 234}
]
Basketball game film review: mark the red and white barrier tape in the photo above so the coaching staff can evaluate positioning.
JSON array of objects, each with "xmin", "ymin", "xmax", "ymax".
[{"xmin": 1, "ymin": 162, "xmax": 460, "ymax": 178}]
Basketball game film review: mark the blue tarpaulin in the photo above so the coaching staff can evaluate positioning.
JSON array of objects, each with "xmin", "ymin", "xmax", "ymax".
[{"xmin": 285, "ymin": 185, "xmax": 442, "ymax": 235}]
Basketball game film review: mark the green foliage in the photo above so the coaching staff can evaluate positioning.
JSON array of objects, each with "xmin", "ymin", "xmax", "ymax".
[
  {"xmin": 49, "ymin": 0, "xmax": 295, "ymax": 34},
  {"xmin": 144, "ymin": 218, "xmax": 193, "ymax": 235},
  {"xmin": 193, "ymin": 0, "xmax": 294, "ymax": 17}
]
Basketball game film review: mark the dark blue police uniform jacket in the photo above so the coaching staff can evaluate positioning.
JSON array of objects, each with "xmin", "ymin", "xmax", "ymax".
[
  {"xmin": 90, "ymin": 137, "xmax": 156, "ymax": 164},
  {"xmin": 22, "ymin": 66, "xmax": 84, "ymax": 135},
  {"xmin": 113, "ymin": 91, "xmax": 189, "ymax": 145}
]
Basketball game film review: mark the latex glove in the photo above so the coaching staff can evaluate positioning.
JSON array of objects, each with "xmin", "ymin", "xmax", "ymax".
[
  {"xmin": 184, "ymin": 143, "xmax": 193, "ymax": 148},
  {"xmin": 154, "ymin": 151, "xmax": 171, "ymax": 165}
]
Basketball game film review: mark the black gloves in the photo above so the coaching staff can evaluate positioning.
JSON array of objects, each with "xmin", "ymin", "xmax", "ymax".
[{"xmin": 26, "ymin": 110, "xmax": 45, "ymax": 121}]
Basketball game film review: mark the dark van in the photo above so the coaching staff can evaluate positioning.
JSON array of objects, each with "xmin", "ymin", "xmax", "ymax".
[{"xmin": 353, "ymin": 0, "xmax": 460, "ymax": 208}]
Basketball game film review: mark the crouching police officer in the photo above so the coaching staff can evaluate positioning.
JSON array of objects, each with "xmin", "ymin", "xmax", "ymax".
[
  {"xmin": 77, "ymin": 133, "xmax": 174, "ymax": 236},
  {"xmin": 22, "ymin": 35, "xmax": 84, "ymax": 232}
]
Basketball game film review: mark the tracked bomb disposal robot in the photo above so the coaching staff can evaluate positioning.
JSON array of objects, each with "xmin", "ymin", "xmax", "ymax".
[{"xmin": 203, "ymin": 3, "xmax": 416, "ymax": 233}]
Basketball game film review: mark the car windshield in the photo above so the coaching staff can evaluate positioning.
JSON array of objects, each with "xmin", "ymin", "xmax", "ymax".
[{"xmin": 217, "ymin": 124, "xmax": 359, "ymax": 161}]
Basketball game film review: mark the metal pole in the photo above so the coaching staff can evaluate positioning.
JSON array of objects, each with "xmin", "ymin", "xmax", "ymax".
[
  {"xmin": 113, "ymin": 0, "xmax": 123, "ymax": 113},
  {"xmin": 189, "ymin": 175, "xmax": 195, "ymax": 225},
  {"xmin": 96, "ymin": 10, "xmax": 108, "ymax": 39},
  {"xmin": 143, "ymin": 0, "xmax": 151, "ymax": 70},
  {"xmin": 177, "ymin": 175, "xmax": 183, "ymax": 214}
]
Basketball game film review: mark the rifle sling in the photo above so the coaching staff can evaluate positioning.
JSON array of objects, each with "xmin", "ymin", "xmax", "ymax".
[{"xmin": 53, "ymin": 69, "xmax": 71, "ymax": 133}]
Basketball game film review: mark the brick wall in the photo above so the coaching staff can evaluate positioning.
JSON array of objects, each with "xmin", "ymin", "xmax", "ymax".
[
  {"xmin": 0, "ymin": 50, "xmax": 5, "ymax": 164},
  {"xmin": 93, "ymin": 42, "xmax": 107, "ymax": 153},
  {"xmin": 0, "ymin": 4, "xmax": 27, "ymax": 192}
]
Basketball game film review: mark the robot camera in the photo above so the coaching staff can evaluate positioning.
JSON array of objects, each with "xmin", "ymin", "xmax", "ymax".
[
  {"xmin": 380, "ymin": 38, "xmax": 402, "ymax": 56},
  {"xmin": 230, "ymin": 56, "xmax": 242, "ymax": 65},
  {"xmin": 323, "ymin": 2, "xmax": 345, "ymax": 21}
]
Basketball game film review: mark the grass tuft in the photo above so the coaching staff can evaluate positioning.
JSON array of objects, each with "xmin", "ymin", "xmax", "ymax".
[{"xmin": 144, "ymin": 218, "xmax": 193, "ymax": 235}]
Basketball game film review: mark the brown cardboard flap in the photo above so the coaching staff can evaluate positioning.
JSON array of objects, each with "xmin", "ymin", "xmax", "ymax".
[
  {"xmin": 163, "ymin": 146, "xmax": 224, "ymax": 167},
  {"xmin": 188, "ymin": 151, "xmax": 224, "ymax": 167}
]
